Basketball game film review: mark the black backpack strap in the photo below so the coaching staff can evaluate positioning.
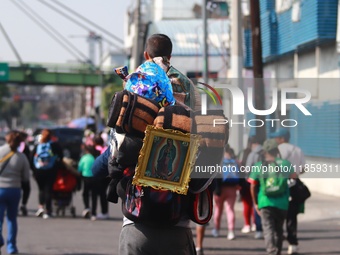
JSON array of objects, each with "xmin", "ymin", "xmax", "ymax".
[
  {"xmin": 107, "ymin": 90, "xmax": 125, "ymax": 128},
  {"xmin": 115, "ymin": 91, "xmax": 132, "ymax": 133}
]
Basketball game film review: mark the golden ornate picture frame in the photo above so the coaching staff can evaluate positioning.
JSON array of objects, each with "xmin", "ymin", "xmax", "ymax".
[{"xmin": 132, "ymin": 125, "xmax": 201, "ymax": 195}]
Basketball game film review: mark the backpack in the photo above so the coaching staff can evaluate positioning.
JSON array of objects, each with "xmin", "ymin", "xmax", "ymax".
[
  {"xmin": 110, "ymin": 105, "xmax": 226, "ymax": 226},
  {"xmin": 289, "ymin": 178, "xmax": 311, "ymax": 203},
  {"xmin": 259, "ymin": 162, "xmax": 288, "ymax": 197},
  {"xmin": 116, "ymin": 168, "xmax": 190, "ymax": 226},
  {"xmin": 34, "ymin": 142, "xmax": 57, "ymax": 170},
  {"xmin": 117, "ymin": 173, "xmax": 213, "ymax": 226},
  {"xmin": 221, "ymin": 159, "xmax": 240, "ymax": 184},
  {"xmin": 106, "ymin": 77, "xmax": 228, "ymax": 226}
]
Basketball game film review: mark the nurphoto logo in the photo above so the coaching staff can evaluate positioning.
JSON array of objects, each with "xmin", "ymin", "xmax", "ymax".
[{"xmin": 199, "ymin": 85, "xmax": 312, "ymax": 128}]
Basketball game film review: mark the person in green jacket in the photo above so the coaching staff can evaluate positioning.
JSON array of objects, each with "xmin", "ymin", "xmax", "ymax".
[
  {"xmin": 78, "ymin": 144, "xmax": 97, "ymax": 221},
  {"xmin": 248, "ymin": 139, "xmax": 297, "ymax": 255}
]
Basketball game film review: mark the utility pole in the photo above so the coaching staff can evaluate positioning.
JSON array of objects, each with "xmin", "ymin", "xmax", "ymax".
[
  {"xmin": 87, "ymin": 31, "xmax": 102, "ymax": 67},
  {"xmin": 87, "ymin": 31, "xmax": 103, "ymax": 67},
  {"xmin": 70, "ymin": 32, "xmax": 102, "ymax": 119},
  {"xmin": 202, "ymin": 0, "xmax": 208, "ymax": 114},
  {"xmin": 132, "ymin": 0, "xmax": 141, "ymax": 70},
  {"xmin": 86, "ymin": 31, "xmax": 100, "ymax": 117},
  {"xmin": 229, "ymin": 0, "xmax": 244, "ymax": 153},
  {"xmin": 250, "ymin": 0, "xmax": 266, "ymax": 143}
]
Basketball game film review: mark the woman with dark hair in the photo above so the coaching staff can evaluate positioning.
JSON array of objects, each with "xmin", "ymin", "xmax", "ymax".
[
  {"xmin": 31, "ymin": 129, "xmax": 63, "ymax": 219},
  {"xmin": 0, "ymin": 130, "xmax": 30, "ymax": 254},
  {"xmin": 212, "ymin": 144, "xmax": 240, "ymax": 240}
]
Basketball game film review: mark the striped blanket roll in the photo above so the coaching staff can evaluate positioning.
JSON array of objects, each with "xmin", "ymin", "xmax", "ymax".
[
  {"xmin": 153, "ymin": 105, "xmax": 193, "ymax": 134},
  {"xmin": 190, "ymin": 110, "xmax": 229, "ymax": 180},
  {"xmin": 128, "ymin": 92, "xmax": 161, "ymax": 138},
  {"xmin": 194, "ymin": 110, "xmax": 229, "ymax": 149},
  {"xmin": 108, "ymin": 90, "xmax": 161, "ymax": 138},
  {"xmin": 115, "ymin": 92, "xmax": 131, "ymax": 134}
]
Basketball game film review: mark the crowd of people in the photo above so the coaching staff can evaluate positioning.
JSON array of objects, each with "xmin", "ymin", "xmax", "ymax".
[
  {"xmin": 0, "ymin": 32, "xmax": 309, "ymax": 255},
  {"xmin": 203, "ymin": 129, "xmax": 307, "ymax": 255},
  {"xmin": 78, "ymin": 128, "xmax": 109, "ymax": 220},
  {"xmin": 0, "ymin": 125, "xmax": 112, "ymax": 253},
  {"xmin": 90, "ymin": 33, "xmax": 309, "ymax": 255}
]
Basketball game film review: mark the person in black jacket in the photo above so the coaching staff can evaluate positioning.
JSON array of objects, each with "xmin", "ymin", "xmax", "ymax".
[
  {"xmin": 17, "ymin": 131, "xmax": 31, "ymax": 216},
  {"xmin": 31, "ymin": 129, "xmax": 63, "ymax": 219}
]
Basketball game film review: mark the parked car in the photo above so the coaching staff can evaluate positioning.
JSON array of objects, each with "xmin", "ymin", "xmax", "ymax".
[{"xmin": 32, "ymin": 127, "xmax": 84, "ymax": 161}]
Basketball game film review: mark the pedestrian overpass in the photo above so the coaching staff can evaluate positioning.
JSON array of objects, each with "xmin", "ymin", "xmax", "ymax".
[{"xmin": 0, "ymin": 62, "xmax": 116, "ymax": 87}]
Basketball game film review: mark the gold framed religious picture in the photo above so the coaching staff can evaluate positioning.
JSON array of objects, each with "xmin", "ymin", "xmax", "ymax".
[{"xmin": 132, "ymin": 125, "xmax": 201, "ymax": 195}]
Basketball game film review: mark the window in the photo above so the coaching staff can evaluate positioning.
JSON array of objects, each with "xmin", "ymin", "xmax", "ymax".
[
  {"xmin": 276, "ymin": 0, "xmax": 293, "ymax": 13},
  {"xmin": 291, "ymin": 0, "xmax": 301, "ymax": 22}
]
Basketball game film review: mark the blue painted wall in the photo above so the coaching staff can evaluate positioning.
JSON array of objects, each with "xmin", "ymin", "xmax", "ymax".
[
  {"xmin": 244, "ymin": 0, "xmax": 339, "ymax": 67},
  {"xmin": 290, "ymin": 101, "xmax": 340, "ymax": 158},
  {"xmin": 243, "ymin": 0, "xmax": 340, "ymax": 159},
  {"xmin": 244, "ymin": 29, "xmax": 253, "ymax": 68},
  {"xmin": 246, "ymin": 101, "xmax": 340, "ymax": 159}
]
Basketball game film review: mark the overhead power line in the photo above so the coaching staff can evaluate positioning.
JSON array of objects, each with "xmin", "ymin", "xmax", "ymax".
[
  {"xmin": 51, "ymin": 0, "xmax": 124, "ymax": 44},
  {"xmin": 16, "ymin": 0, "xmax": 89, "ymax": 62},
  {"xmin": 36, "ymin": 0, "xmax": 122, "ymax": 49},
  {"xmin": 18, "ymin": 0, "xmax": 89, "ymax": 62},
  {"xmin": 0, "ymin": 21, "xmax": 23, "ymax": 64},
  {"xmin": 11, "ymin": 0, "xmax": 87, "ymax": 63}
]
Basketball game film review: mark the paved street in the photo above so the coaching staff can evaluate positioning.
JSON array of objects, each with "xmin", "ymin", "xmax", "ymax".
[{"xmin": 4, "ymin": 176, "xmax": 340, "ymax": 255}]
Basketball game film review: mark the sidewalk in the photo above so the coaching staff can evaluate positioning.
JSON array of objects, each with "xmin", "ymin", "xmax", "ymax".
[
  {"xmin": 197, "ymin": 191, "xmax": 340, "ymax": 255},
  {"xmin": 297, "ymin": 192, "xmax": 340, "ymax": 222}
]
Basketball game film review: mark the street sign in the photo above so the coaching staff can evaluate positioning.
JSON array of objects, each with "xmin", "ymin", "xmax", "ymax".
[{"xmin": 0, "ymin": 63, "xmax": 9, "ymax": 82}]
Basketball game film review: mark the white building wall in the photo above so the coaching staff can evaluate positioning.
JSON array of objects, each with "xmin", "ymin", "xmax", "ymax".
[
  {"xmin": 318, "ymin": 46, "xmax": 339, "ymax": 78},
  {"xmin": 297, "ymin": 50, "xmax": 318, "ymax": 78},
  {"xmin": 264, "ymin": 45, "xmax": 340, "ymax": 101},
  {"xmin": 296, "ymin": 46, "xmax": 340, "ymax": 100},
  {"xmin": 152, "ymin": 0, "xmax": 201, "ymax": 21},
  {"xmin": 301, "ymin": 156, "xmax": 340, "ymax": 197},
  {"xmin": 170, "ymin": 56, "xmax": 228, "ymax": 80},
  {"xmin": 272, "ymin": 55, "xmax": 294, "ymax": 79}
]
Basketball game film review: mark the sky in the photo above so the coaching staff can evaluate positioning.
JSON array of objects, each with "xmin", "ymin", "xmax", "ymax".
[{"xmin": 0, "ymin": 0, "xmax": 131, "ymax": 64}]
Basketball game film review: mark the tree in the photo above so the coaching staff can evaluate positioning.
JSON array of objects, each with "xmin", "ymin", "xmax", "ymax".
[
  {"xmin": 0, "ymin": 84, "xmax": 9, "ymax": 110},
  {"xmin": 0, "ymin": 85, "xmax": 21, "ymax": 128}
]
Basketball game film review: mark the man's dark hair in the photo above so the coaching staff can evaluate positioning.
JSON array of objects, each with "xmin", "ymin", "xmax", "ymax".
[
  {"xmin": 267, "ymin": 148, "xmax": 281, "ymax": 158},
  {"xmin": 249, "ymin": 136, "xmax": 262, "ymax": 145},
  {"xmin": 145, "ymin": 34, "xmax": 172, "ymax": 58},
  {"xmin": 224, "ymin": 144, "xmax": 236, "ymax": 158}
]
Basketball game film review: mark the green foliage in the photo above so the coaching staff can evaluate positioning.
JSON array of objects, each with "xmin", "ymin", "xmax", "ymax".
[
  {"xmin": 0, "ymin": 84, "xmax": 19, "ymax": 127},
  {"xmin": 0, "ymin": 101, "xmax": 20, "ymax": 129},
  {"xmin": 0, "ymin": 84, "xmax": 9, "ymax": 109}
]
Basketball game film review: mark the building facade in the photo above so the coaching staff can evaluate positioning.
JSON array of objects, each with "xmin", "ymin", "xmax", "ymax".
[{"xmin": 243, "ymin": 0, "xmax": 340, "ymax": 196}]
